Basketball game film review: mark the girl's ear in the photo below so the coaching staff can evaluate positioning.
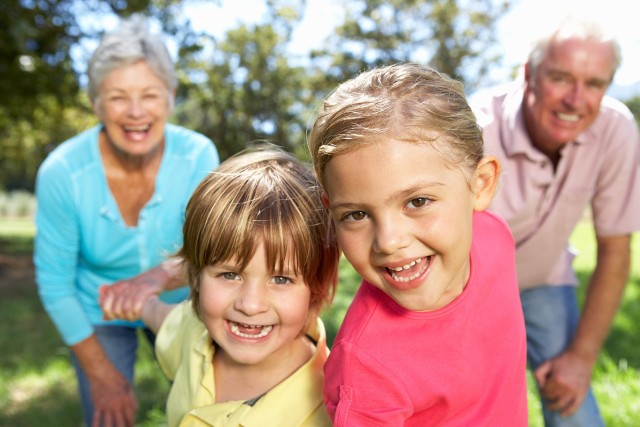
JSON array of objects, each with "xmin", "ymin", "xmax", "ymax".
[
  {"xmin": 472, "ymin": 156, "xmax": 501, "ymax": 211},
  {"xmin": 321, "ymin": 192, "xmax": 331, "ymax": 209}
]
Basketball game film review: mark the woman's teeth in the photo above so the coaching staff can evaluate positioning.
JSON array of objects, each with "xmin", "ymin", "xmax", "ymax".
[{"xmin": 230, "ymin": 322, "xmax": 273, "ymax": 339}]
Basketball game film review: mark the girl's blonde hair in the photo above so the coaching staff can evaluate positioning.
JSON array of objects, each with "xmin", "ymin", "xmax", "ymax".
[
  {"xmin": 179, "ymin": 144, "xmax": 339, "ymax": 319},
  {"xmin": 308, "ymin": 63, "xmax": 484, "ymax": 186}
]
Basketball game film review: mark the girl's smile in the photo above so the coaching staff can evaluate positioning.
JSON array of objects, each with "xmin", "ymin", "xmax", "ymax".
[{"xmin": 323, "ymin": 138, "xmax": 497, "ymax": 312}]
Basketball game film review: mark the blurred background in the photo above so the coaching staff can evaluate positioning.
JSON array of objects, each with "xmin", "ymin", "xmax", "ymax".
[{"xmin": 0, "ymin": 1, "xmax": 638, "ymax": 425}]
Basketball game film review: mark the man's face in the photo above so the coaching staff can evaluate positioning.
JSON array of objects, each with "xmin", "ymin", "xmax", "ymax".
[{"xmin": 523, "ymin": 37, "xmax": 614, "ymax": 157}]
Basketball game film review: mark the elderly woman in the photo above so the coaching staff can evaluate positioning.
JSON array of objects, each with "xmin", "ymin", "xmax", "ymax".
[{"xmin": 34, "ymin": 16, "xmax": 219, "ymax": 426}]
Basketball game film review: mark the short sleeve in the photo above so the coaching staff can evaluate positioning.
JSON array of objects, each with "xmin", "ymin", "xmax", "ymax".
[
  {"xmin": 155, "ymin": 301, "xmax": 190, "ymax": 380},
  {"xmin": 324, "ymin": 341, "xmax": 412, "ymax": 426}
]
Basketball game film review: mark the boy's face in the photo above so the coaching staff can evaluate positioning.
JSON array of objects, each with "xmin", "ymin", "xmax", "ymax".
[
  {"xmin": 199, "ymin": 243, "xmax": 313, "ymax": 369},
  {"xmin": 323, "ymin": 139, "xmax": 481, "ymax": 312}
]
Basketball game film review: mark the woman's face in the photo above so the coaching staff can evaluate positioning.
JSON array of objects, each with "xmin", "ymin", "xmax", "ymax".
[{"xmin": 93, "ymin": 60, "xmax": 172, "ymax": 158}]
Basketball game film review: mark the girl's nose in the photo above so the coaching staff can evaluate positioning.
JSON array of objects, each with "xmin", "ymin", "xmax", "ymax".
[{"xmin": 372, "ymin": 217, "xmax": 410, "ymax": 255}]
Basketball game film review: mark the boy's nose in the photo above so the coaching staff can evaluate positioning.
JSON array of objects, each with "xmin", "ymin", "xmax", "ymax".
[{"xmin": 234, "ymin": 283, "xmax": 269, "ymax": 315}]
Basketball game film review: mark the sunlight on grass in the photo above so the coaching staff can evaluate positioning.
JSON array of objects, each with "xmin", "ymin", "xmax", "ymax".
[
  {"xmin": 0, "ymin": 359, "xmax": 76, "ymax": 417},
  {"xmin": 1, "ymin": 219, "xmax": 638, "ymax": 425},
  {"xmin": 0, "ymin": 217, "xmax": 35, "ymax": 237}
]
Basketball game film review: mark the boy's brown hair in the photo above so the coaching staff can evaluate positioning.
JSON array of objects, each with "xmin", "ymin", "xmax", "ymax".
[{"xmin": 179, "ymin": 144, "xmax": 339, "ymax": 319}]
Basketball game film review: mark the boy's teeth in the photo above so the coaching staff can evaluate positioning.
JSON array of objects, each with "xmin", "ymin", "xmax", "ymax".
[{"xmin": 230, "ymin": 323, "xmax": 273, "ymax": 339}]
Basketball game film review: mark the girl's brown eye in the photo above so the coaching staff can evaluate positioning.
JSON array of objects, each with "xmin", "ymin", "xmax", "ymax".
[{"xmin": 410, "ymin": 198, "xmax": 427, "ymax": 208}]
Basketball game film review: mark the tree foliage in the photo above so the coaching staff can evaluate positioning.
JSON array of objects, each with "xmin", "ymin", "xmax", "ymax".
[
  {"xmin": 0, "ymin": 0, "xmax": 511, "ymax": 191},
  {"xmin": 625, "ymin": 96, "xmax": 640, "ymax": 128}
]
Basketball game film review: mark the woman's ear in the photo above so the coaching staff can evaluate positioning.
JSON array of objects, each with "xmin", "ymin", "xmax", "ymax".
[
  {"xmin": 91, "ymin": 96, "xmax": 103, "ymax": 119},
  {"xmin": 472, "ymin": 156, "xmax": 501, "ymax": 211}
]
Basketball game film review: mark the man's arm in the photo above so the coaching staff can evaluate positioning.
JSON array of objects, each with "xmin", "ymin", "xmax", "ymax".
[{"xmin": 535, "ymin": 233, "xmax": 631, "ymax": 416}]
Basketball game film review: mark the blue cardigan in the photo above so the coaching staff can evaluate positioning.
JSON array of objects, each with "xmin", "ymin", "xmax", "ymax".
[{"xmin": 34, "ymin": 124, "xmax": 219, "ymax": 345}]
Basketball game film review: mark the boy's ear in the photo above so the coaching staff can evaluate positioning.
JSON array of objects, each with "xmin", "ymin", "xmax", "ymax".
[
  {"xmin": 472, "ymin": 156, "xmax": 500, "ymax": 211},
  {"xmin": 321, "ymin": 192, "xmax": 331, "ymax": 208}
]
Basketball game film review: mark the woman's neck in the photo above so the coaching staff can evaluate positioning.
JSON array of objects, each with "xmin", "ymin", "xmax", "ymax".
[{"xmin": 100, "ymin": 127, "xmax": 164, "ymax": 172}]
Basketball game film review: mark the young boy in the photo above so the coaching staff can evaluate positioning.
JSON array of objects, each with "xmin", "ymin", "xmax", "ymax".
[{"xmin": 100, "ymin": 145, "xmax": 340, "ymax": 426}]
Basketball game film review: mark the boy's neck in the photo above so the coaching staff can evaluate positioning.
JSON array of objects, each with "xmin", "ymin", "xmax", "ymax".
[{"xmin": 212, "ymin": 336, "xmax": 315, "ymax": 403}]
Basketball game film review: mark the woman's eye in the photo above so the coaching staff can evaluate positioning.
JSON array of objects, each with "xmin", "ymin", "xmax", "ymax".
[{"xmin": 344, "ymin": 211, "xmax": 367, "ymax": 221}]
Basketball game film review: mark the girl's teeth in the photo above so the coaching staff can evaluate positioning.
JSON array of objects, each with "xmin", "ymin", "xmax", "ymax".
[
  {"xmin": 391, "ymin": 258, "xmax": 422, "ymax": 272},
  {"xmin": 230, "ymin": 323, "xmax": 273, "ymax": 339},
  {"xmin": 391, "ymin": 270, "xmax": 422, "ymax": 282}
]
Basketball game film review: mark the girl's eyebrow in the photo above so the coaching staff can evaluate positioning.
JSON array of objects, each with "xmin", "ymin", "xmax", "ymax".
[{"xmin": 329, "ymin": 180, "xmax": 444, "ymax": 210}]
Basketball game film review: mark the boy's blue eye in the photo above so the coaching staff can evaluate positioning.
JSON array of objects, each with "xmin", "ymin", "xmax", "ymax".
[
  {"xmin": 222, "ymin": 272, "xmax": 238, "ymax": 280},
  {"xmin": 272, "ymin": 276, "xmax": 291, "ymax": 285}
]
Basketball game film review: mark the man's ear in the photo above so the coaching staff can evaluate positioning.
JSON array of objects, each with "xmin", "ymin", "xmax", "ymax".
[
  {"xmin": 321, "ymin": 192, "xmax": 331, "ymax": 209},
  {"xmin": 472, "ymin": 156, "xmax": 501, "ymax": 211}
]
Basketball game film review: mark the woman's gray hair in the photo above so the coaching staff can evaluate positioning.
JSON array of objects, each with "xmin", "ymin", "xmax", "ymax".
[
  {"xmin": 527, "ymin": 16, "xmax": 621, "ymax": 81},
  {"xmin": 87, "ymin": 14, "xmax": 177, "ymax": 104}
]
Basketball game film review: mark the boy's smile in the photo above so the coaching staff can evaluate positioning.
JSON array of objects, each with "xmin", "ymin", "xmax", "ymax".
[
  {"xmin": 323, "ymin": 139, "xmax": 485, "ymax": 312},
  {"xmin": 199, "ymin": 243, "xmax": 313, "ymax": 368}
]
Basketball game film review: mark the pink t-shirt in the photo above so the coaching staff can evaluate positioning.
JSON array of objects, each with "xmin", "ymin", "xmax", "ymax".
[
  {"xmin": 324, "ymin": 211, "xmax": 528, "ymax": 427},
  {"xmin": 474, "ymin": 83, "xmax": 640, "ymax": 289}
]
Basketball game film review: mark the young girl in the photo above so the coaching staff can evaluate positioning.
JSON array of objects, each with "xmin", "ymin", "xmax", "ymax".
[
  {"xmin": 308, "ymin": 63, "xmax": 528, "ymax": 426},
  {"xmin": 100, "ymin": 145, "xmax": 340, "ymax": 426}
]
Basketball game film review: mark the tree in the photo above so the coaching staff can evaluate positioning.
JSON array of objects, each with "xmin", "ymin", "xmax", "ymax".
[
  {"xmin": 174, "ymin": 0, "xmax": 312, "ymax": 160},
  {"xmin": 310, "ymin": 0, "xmax": 510, "ymax": 92},
  {"xmin": 0, "ymin": 0, "xmax": 511, "ymax": 190},
  {"xmin": 0, "ymin": 0, "xmax": 198, "ymax": 191},
  {"xmin": 625, "ymin": 96, "xmax": 640, "ymax": 128}
]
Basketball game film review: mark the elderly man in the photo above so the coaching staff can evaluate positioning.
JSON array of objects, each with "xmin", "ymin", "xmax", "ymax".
[{"xmin": 474, "ymin": 17, "xmax": 640, "ymax": 427}]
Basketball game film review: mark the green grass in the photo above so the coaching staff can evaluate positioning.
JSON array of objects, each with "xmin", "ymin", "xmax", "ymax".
[{"xmin": 0, "ymin": 218, "xmax": 638, "ymax": 426}]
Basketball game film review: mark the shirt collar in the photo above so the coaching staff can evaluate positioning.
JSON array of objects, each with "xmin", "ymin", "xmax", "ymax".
[{"xmin": 183, "ymin": 318, "xmax": 329, "ymax": 427}]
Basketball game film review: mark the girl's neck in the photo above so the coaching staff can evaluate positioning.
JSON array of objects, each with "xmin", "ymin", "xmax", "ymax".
[{"xmin": 212, "ymin": 336, "xmax": 315, "ymax": 403}]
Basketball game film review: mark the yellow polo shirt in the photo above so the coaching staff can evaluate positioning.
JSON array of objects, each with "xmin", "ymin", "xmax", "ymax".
[{"xmin": 156, "ymin": 301, "xmax": 331, "ymax": 427}]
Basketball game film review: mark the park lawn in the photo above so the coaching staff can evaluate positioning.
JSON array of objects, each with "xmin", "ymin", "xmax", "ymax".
[{"xmin": 0, "ymin": 218, "xmax": 638, "ymax": 426}]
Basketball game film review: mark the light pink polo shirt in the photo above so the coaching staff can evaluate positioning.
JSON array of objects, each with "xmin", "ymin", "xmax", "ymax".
[{"xmin": 474, "ymin": 83, "xmax": 640, "ymax": 290}]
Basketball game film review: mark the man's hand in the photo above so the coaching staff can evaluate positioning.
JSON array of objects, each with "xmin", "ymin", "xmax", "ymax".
[{"xmin": 534, "ymin": 349, "xmax": 593, "ymax": 417}]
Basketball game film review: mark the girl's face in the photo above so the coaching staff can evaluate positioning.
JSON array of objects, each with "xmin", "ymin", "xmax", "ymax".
[
  {"xmin": 94, "ymin": 60, "xmax": 172, "ymax": 158},
  {"xmin": 199, "ymin": 242, "xmax": 313, "ymax": 370},
  {"xmin": 323, "ymin": 139, "xmax": 496, "ymax": 312}
]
